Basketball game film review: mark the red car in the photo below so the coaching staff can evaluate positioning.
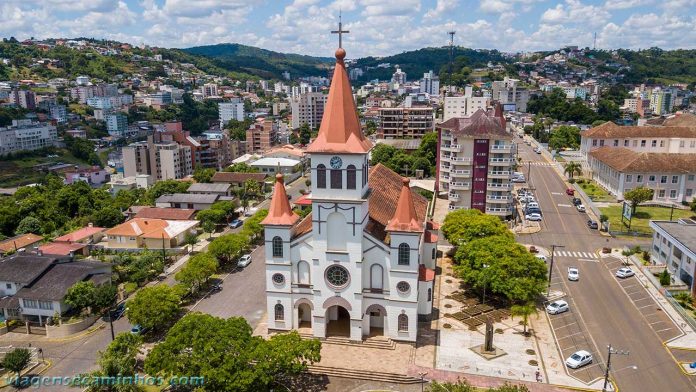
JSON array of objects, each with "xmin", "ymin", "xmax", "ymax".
[{"xmin": 566, "ymin": 188, "xmax": 575, "ymax": 196}]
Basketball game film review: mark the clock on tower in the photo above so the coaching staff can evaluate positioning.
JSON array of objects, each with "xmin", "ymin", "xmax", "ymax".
[{"xmin": 330, "ymin": 156, "xmax": 343, "ymax": 169}]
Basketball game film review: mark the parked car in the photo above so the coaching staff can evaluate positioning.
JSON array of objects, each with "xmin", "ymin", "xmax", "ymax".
[
  {"xmin": 526, "ymin": 207, "xmax": 542, "ymax": 215},
  {"xmin": 512, "ymin": 177, "xmax": 526, "ymax": 183},
  {"xmin": 587, "ymin": 220, "xmax": 599, "ymax": 229},
  {"xmin": 237, "ymin": 254, "xmax": 252, "ymax": 268},
  {"xmin": 616, "ymin": 267, "xmax": 635, "ymax": 278},
  {"xmin": 526, "ymin": 213, "xmax": 543, "ymax": 221},
  {"xmin": 572, "ymin": 197, "xmax": 582, "ymax": 206},
  {"xmin": 111, "ymin": 303, "xmax": 126, "ymax": 320},
  {"xmin": 568, "ymin": 267, "xmax": 579, "ymax": 281},
  {"xmin": 527, "ymin": 202, "xmax": 540, "ymax": 209},
  {"xmin": 130, "ymin": 324, "xmax": 147, "ymax": 335},
  {"xmin": 566, "ymin": 188, "xmax": 575, "ymax": 196},
  {"xmin": 566, "ymin": 350, "xmax": 593, "ymax": 369},
  {"xmin": 535, "ymin": 255, "xmax": 548, "ymax": 263},
  {"xmin": 576, "ymin": 204, "xmax": 586, "ymax": 212},
  {"xmin": 534, "ymin": 148, "xmax": 542, "ymax": 154},
  {"xmin": 546, "ymin": 300, "xmax": 569, "ymax": 315},
  {"xmin": 229, "ymin": 219, "xmax": 243, "ymax": 228},
  {"xmin": 211, "ymin": 283, "xmax": 223, "ymax": 291}
]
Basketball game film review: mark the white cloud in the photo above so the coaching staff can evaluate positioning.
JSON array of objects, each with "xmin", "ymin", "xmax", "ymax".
[
  {"xmin": 161, "ymin": 0, "xmax": 259, "ymax": 17},
  {"xmin": 424, "ymin": 0, "xmax": 459, "ymax": 20},
  {"xmin": 360, "ymin": 0, "xmax": 421, "ymax": 17},
  {"xmin": 541, "ymin": 0, "xmax": 611, "ymax": 27},
  {"xmin": 603, "ymin": 0, "xmax": 651, "ymax": 10}
]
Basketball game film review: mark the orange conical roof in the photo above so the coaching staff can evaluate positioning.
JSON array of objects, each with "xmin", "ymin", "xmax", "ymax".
[
  {"xmin": 386, "ymin": 178, "xmax": 423, "ymax": 232},
  {"xmin": 261, "ymin": 174, "xmax": 299, "ymax": 226},
  {"xmin": 306, "ymin": 48, "xmax": 372, "ymax": 154}
]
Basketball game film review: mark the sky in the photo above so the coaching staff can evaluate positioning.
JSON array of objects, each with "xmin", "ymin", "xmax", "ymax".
[{"xmin": 1, "ymin": 0, "xmax": 695, "ymax": 58}]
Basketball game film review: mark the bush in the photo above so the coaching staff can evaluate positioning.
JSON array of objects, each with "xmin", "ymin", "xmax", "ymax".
[
  {"xmin": 599, "ymin": 214, "xmax": 609, "ymax": 222},
  {"xmin": 304, "ymin": 179, "xmax": 311, "ymax": 187},
  {"xmin": 568, "ymin": 178, "xmax": 576, "ymax": 184},
  {"xmin": 642, "ymin": 251, "xmax": 650, "ymax": 261},
  {"xmin": 659, "ymin": 270, "xmax": 671, "ymax": 286},
  {"xmin": 124, "ymin": 282, "xmax": 138, "ymax": 294}
]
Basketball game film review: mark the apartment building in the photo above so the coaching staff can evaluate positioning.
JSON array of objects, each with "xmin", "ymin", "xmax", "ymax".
[
  {"xmin": 437, "ymin": 108, "xmax": 514, "ymax": 217},
  {"xmin": 0, "ymin": 120, "xmax": 57, "ymax": 155},
  {"xmin": 219, "ymin": 99, "xmax": 245, "ymax": 127},
  {"xmin": 650, "ymin": 88, "xmax": 675, "ymax": 116},
  {"xmin": 106, "ymin": 113, "xmax": 128, "ymax": 138},
  {"xmin": 49, "ymin": 104, "xmax": 67, "ymax": 123},
  {"xmin": 622, "ymin": 98, "xmax": 651, "ymax": 117},
  {"xmin": 202, "ymin": 83, "xmax": 218, "ymax": 98},
  {"xmin": 122, "ymin": 135, "xmax": 193, "ymax": 180},
  {"xmin": 70, "ymin": 84, "xmax": 118, "ymax": 104},
  {"xmin": 290, "ymin": 92, "xmax": 327, "ymax": 129},
  {"xmin": 492, "ymin": 77, "xmax": 530, "ymax": 112},
  {"xmin": 420, "ymin": 70, "xmax": 439, "ymax": 96},
  {"xmin": 649, "ymin": 219, "xmax": 696, "ymax": 296},
  {"xmin": 9, "ymin": 89, "xmax": 36, "ymax": 109},
  {"xmin": 246, "ymin": 119, "xmax": 278, "ymax": 153},
  {"xmin": 443, "ymin": 96, "xmax": 490, "ymax": 121},
  {"xmin": 377, "ymin": 106, "xmax": 434, "ymax": 138}
]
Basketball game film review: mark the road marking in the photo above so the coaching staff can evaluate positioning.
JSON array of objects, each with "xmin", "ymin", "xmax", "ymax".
[
  {"xmin": 649, "ymin": 320, "xmax": 667, "ymax": 326},
  {"xmin": 554, "ymin": 322, "xmax": 578, "ymax": 329},
  {"xmin": 622, "ymin": 284, "xmax": 639, "ymax": 290},
  {"xmin": 655, "ymin": 328, "xmax": 676, "ymax": 333},
  {"xmin": 578, "ymin": 258, "xmax": 599, "ymax": 263},
  {"xmin": 552, "ymin": 192, "xmax": 563, "ymax": 195},
  {"xmin": 558, "ymin": 332, "xmax": 584, "ymax": 340},
  {"xmin": 558, "ymin": 204, "xmax": 573, "ymax": 207},
  {"xmin": 637, "ymin": 304, "xmax": 654, "ymax": 309}
]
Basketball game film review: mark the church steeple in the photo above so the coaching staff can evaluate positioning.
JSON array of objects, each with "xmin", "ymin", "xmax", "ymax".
[
  {"xmin": 261, "ymin": 174, "xmax": 299, "ymax": 226},
  {"xmin": 306, "ymin": 48, "xmax": 372, "ymax": 154},
  {"xmin": 386, "ymin": 178, "xmax": 423, "ymax": 232}
]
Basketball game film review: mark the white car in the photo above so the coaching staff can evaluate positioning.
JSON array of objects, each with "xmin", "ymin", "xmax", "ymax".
[
  {"xmin": 535, "ymin": 255, "xmax": 548, "ymax": 263},
  {"xmin": 546, "ymin": 300, "xmax": 569, "ymax": 315},
  {"xmin": 237, "ymin": 254, "xmax": 252, "ymax": 268},
  {"xmin": 526, "ymin": 213, "xmax": 542, "ymax": 221},
  {"xmin": 616, "ymin": 267, "xmax": 635, "ymax": 278},
  {"xmin": 512, "ymin": 177, "xmax": 526, "ymax": 183},
  {"xmin": 576, "ymin": 204, "xmax": 586, "ymax": 212},
  {"xmin": 527, "ymin": 202, "xmax": 540, "ymax": 209},
  {"xmin": 568, "ymin": 267, "xmax": 579, "ymax": 281},
  {"xmin": 566, "ymin": 350, "xmax": 593, "ymax": 369}
]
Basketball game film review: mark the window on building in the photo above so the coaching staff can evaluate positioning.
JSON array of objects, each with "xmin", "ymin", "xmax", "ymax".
[
  {"xmin": 660, "ymin": 140, "xmax": 665, "ymax": 147},
  {"xmin": 626, "ymin": 175, "xmax": 632, "ymax": 183},
  {"xmin": 672, "ymin": 175, "xmax": 679, "ymax": 184},
  {"xmin": 670, "ymin": 189, "xmax": 677, "ymax": 198},
  {"xmin": 658, "ymin": 189, "xmax": 666, "ymax": 198},
  {"xmin": 613, "ymin": 140, "xmax": 619, "ymax": 147},
  {"xmin": 680, "ymin": 141, "xmax": 685, "ymax": 148},
  {"xmin": 5, "ymin": 283, "xmax": 10, "ymax": 289},
  {"xmin": 428, "ymin": 288, "xmax": 432, "ymax": 301},
  {"xmin": 23, "ymin": 299, "xmax": 37, "ymax": 309},
  {"xmin": 599, "ymin": 140, "xmax": 605, "ymax": 146},
  {"xmin": 398, "ymin": 243, "xmax": 410, "ymax": 265},
  {"xmin": 330, "ymin": 169, "xmax": 342, "ymax": 189},
  {"xmin": 648, "ymin": 175, "xmax": 655, "ymax": 182},
  {"xmin": 691, "ymin": 141, "xmax": 696, "ymax": 148},
  {"xmin": 633, "ymin": 140, "xmax": 638, "ymax": 147},
  {"xmin": 316, "ymin": 164, "xmax": 326, "ymax": 188},
  {"xmin": 272, "ymin": 236, "xmax": 283, "ymax": 258},
  {"xmin": 689, "ymin": 175, "xmax": 695, "ymax": 181},
  {"xmin": 398, "ymin": 313, "xmax": 408, "ymax": 332},
  {"xmin": 687, "ymin": 189, "xmax": 693, "ymax": 197},
  {"xmin": 38, "ymin": 301, "xmax": 53, "ymax": 310},
  {"xmin": 624, "ymin": 140, "xmax": 629, "ymax": 147},
  {"xmin": 652, "ymin": 140, "xmax": 657, "ymax": 147},
  {"xmin": 637, "ymin": 175, "xmax": 643, "ymax": 183},
  {"xmin": 274, "ymin": 304, "xmax": 284, "ymax": 321},
  {"xmin": 432, "ymin": 248, "xmax": 436, "ymax": 259},
  {"xmin": 592, "ymin": 140, "xmax": 597, "ymax": 146},
  {"xmin": 661, "ymin": 176, "xmax": 667, "ymax": 183},
  {"xmin": 346, "ymin": 165, "xmax": 356, "ymax": 189},
  {"xmin": 641, "ymin": 140, "xmax": 646, "ymax": 147}
]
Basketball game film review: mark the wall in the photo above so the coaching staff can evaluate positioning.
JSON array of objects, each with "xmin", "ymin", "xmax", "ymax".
[{"xmin": 45, "ymin": 314, "xmax": 98, "ymax": 338}]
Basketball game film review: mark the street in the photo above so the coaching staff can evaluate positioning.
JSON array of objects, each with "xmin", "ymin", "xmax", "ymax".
[{"xmin": 515, "ymin": 137, "xmax": 696, "ymax": 392}]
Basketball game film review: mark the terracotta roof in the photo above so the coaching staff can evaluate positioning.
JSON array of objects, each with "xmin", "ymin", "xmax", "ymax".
[
  {"xmin": 662, "ymin": 113, "xmax": 696, "ymax": 127},
  {"xmin": 262, "ymin": 174, "xmax": 300, "ymax": 226},
  {"xmin": 386, "ymin": 178, "xmax": 423, "ymax": 232},
  {"xmin": 0, "ymin": 234, "xmax": 43, "ymax": 253},
  {"xmin": 134, "ymin": 207, "xmax": 196, "ymax": 221},
  {"xmin": 39, "ymin": 242, "xmax": 87, "ymax": 256},
  {"xmin": 105, "ymin": 218, "xmax": 198, "ymax": 239},
  {"xmin": 294, "ymin": 193, "xmax": 312, "ymax": 206},
  {"xmin": 292, "ymin": 213, "xmax": 313, "ymax": 239},
  {"xmin": 211, "ymin": 172, "xmax": 267, "ymax": 183},
  {"xmin": 54, "ymin": 226, "xmax": 105, "ymax": 243},
  {"xmin": 582, "ymin": 121, "xmax": 696, "ymax": 139},
  {"xmin": 588, "ymin": 146, "xmax": 696, "ymax": 173},
  {"xmin": 306, "ymin": 48, "xmax": 372, "ymax": 154},
  {"xmin": 437, "ymin": 109, "xmax": 509, "ymax": 138},
  {"xmin": 424, "ymin": 231, "xmax": 438, "ymax": 243},
  {"xmin": 419, "ymin": 264, "xmax": 435, "ymax": 282}
]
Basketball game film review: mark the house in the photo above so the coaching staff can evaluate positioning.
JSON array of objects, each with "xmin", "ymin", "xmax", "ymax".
[
  {"xmin": 211, "ymin": 172, "xmax": 268, "ymax": 191},
  {"xmin": 132, "ymin": 207, "xmax": 196, "ymax": 221},
  {"xmin": 54, "ymin": 225, "xmax": 106, "ymax": 244},
  {"xmin": 0, "ymin": 233, "xmax": 43, "ymax": 254},
  {"xmin": 0, "ymin": 254, "xmax": 111, "ymax": 325},
  {"xmin": 187, "ymin": 182, "xmax": 232, "ymax": 197},
  {"xmin": 155, "ymin": 193, "xmax": 221, "ymax": 211},
  {"xmin": 104, "ymin": 218, "xmax": 199, "ymax": 249},
  {"xmin": 63, "ymin": 166, "xmax": 110, "ymax": 186},
  {"xmin": 39, "ymin": 242, "xmax": 88, "ymax": 256},
  {"xmin": 649, "ymin": 219, "xmax": 696, "ymax": 296}
]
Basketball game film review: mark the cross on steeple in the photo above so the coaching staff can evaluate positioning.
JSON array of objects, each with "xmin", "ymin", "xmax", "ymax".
[{"xmin": 331, "ymin": 12, "xmax": 349, "ymax": 48}]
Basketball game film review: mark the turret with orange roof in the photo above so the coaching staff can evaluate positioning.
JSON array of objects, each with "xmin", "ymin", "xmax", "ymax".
[
  {"xmin": 385, "ymin": 178, "xmax": 423, "ymax": 233},
  {"xmin": 261, "ymin": 173, "xmax": 299, "ymax": 226}
]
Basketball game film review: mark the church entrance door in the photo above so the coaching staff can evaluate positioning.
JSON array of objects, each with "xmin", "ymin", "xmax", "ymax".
[
  {"xmin": 325, "ymin": 305, "xmax": 350, "ymax": 337},
  {"xmin": 298, "ymin": 303, "xmax": 312, "ymax": 328}
]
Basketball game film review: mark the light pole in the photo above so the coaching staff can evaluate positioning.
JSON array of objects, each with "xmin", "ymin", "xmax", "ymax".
[
  {"xmin": 482, "ymin": 263, "xmax": 489, "ymax": 304},
  {"xmin": 602, "ymin": 344, "xmax": 630, "ymax": 392},
  {"xmin": 547, "ymin": 244, "xmax": 564, "ymax": 297},
  {"xmin": 418, "ymin": 371, "xmax": 428, "ymax": 392}
]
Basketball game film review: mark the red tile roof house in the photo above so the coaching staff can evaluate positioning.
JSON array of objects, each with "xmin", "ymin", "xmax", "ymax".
[
  {"xmin": 0, "ymin": 234, "xmax": 44, "ymax": 255},
  {"xmin": 54, "ymin": 224, "xmax": 106, "ymax": 244}
]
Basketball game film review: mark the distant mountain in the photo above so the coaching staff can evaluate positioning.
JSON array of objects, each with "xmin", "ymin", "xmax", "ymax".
[{"xmin": 183, "ymin": 43, "xmax": 334, "ymax": 80}]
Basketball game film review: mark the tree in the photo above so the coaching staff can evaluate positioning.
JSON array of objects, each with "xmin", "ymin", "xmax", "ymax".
[
  {"xmin": 510, "ymin": 301, "xmax": 538, "ymax": 335},
  {"xmin": 563, "ymin": 162, "xmax": 582, "ymax": 179},
  {"xmin": 145, "ymin": 180, "xmax": 191, "ymax": 204},
  {"xmin": 442, "ymin": 209, "xmax": 513, "ymax": 245},
  {"xmin": 548, "ymin": 126, "xmax": 580, "ymax": 150},
  {"xmin": 2, "ymin": 348, "xmax": 31, "ymax": 382},
  {"xmin": 65, "ymin": 281, "xmax": 97, "ymax": 314},
  {"xmin": 126, "ymin": 285, "xmax": 181, "ymax": 331},
  {"xmin": 370, "ymin": 143, "xmax": 398, "ymax": 166},
  {"xmin": 144, "ymin": 313, "xmax": 321, "ymax": 392},
  {"xmin": 624, "ymin": 186, "xmax": 654, "ymax": 214},
  {"xmin": 243, "ymin": 178, "xmax": 262, "ymax": 196},
  {"xmin": 208, "ymin": 233, "xmax": 250, "ymax": 265},
  {"xmin": 82, "ymin": 332, "xmax": 143, "ymax": 392},
  {"xmin": 298, "ymin": 123, "xmax": 312, "ymax": 145},
  {"xmin": 175, "ymin": 253, "xmax": 218, "ymax": 293},
  {"xmin": 428, "ymin": 380, "xmax": 529, "ymax": 392},
  {"xmin": 225, "ymin": 162, "xmax": 260, "ymax": 173},
  {"xmin": 15, "ymin": 216, "xmax": 41, "ymax": 235},
  {"xmin": 193, "ymin": 167, "xmax": 216, "ymax": 183},
  {"xmin": 92, "ymin": 206, "xmax": 125, "ymax": 228}
]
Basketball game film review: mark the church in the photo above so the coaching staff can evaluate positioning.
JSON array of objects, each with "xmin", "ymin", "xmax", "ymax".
[{"xmin": 262, "ymin": 45, "xmax": 438, "ymax": 343}]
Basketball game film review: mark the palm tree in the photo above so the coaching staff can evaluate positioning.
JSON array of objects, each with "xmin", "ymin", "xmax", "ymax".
[
  {"xmin": 510, "ymin": 301, "xmax": 538, "ymax": 336},
  {"xmin": 564, "ymin": 162, "xmax": 583, "ymax": 179}
]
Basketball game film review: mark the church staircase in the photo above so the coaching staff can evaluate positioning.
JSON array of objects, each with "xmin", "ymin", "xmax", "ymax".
[
  {"xmin": 299, "ymin": 333, "xmax": 396, "ymax": 350},
  {"xmin": 306, "ymin": 365, "xmax": 423, "ymax": 384}
]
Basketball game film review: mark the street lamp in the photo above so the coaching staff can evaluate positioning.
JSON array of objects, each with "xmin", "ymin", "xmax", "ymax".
[
  {"xmin": 418, "ymin": 371, "xmax": 428, "ymax": 392},
  {"xmin": 602, "ymin": 344, "xmax": 630, "ymax": 392},
  {"xmin": 481, "ymin": 263, "xmax": 489, "ymax": 305},
  {"xmin": 547, "ymin": 244, "xmax": 565, "ymax": 297}
]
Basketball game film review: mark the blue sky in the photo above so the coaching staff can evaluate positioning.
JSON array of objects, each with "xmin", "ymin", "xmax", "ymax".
[{"xmin": 1, "ymin": 0, "xmax": 695, "ymax": 57}]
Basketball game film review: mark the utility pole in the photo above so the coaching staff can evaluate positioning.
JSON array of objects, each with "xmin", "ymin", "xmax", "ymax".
[
  {"xmin": 547, "ymin": 244, "xmax": 564, "ymax": 297},
  {"xmin": 670, "ymin": 203, "xmax": 675, "ymax": 221},
  {"xmin": 593, "ymin": 32, "xmax": 597, "ymax": 50},
  {"xmin": 603, "ymin": 344, "xmax": 629, "ymax": 392},
  {"xmin": 528, "ymin": 161, "xmax": 532, "ymax": 185},
  {"xmin": 447, "ymin": 31, "xmax": 455, "ymax": 96}
]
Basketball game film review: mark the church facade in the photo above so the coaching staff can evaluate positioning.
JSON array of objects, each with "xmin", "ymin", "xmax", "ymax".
[{"xmin": 262, "ymin": 47, "xmax": 437, "ymax": 343}]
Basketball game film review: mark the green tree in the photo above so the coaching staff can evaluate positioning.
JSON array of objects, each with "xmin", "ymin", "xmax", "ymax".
[
  {"xmin": 65, "ymin": 281, "xmax": 97, "ymax": 314},
  {"xmin": 428, "ymin": 380, "xmax": 529, "ymax": 392},
  {"xmin": 93, "ymin": 284, "xmax": 118, "ymax": 310},
  {"xmin": 2, "ymin": 348, "xmax": 31, "ymax": 382},
  {"xmin": 83, "ymin": 332, "xmax": 143, "ymax": 392},
  {"xmin": 563, "ymin": 162, "xmax": 583, "ymax": 179},
  {"xmin": 370, "ymin": 143, "xmax": 398, "ymax": 166},
  {"xmin": 548, "ymin": 126, "xmax": 580, "ymax": 150},
  {"xmin": 126, "ymin": 285, "xmax": 181, "ymax": 331},
  {"xmin": 15, "ymin": 216, "xmax": 42, "ymax": 235},
  {"xmin": 624, "ymin": 186, "xmax": 654, "ymax": 214},
  {"xmin": 510, "ymin": 301, "xmax": 538, "ymax": 335},
  {"xmin": 92, "ymin": 206, "xmax": 125, "ymax": 228},
  {"xmin": 298, "ymin": 123, "xmax": 312, "ymax": 145},
  {"xmin": 243, "ymin": 178, "xmax": 262, "ymax": 196},
  {"xmin": 225, "ymin": 162, "xmax": 260, "ymax": 173},
  {"xmin": 145, "ymin": 180, "xmax": 191, "ymax": 204},
  {"xmin": 144, "ymin": 313, "xmax": 321, "ymax": 392},
  {"xmin": 442, "ymin": 209, "xmax": 513, "ymax": 245},
  {"xmin": 193, "ymin": 167, "xmax": 216, "ymax": 183},
  {"xmin": 208, "ymin": 233, "xmax": 250, "ymax": 265},
  {"xmin": 175, "ymin": 253, "xmax": 218, "ymax": 293},
  {"xmin": 226, "ymin": 118, "xmax": 253, "ymax": 141}
]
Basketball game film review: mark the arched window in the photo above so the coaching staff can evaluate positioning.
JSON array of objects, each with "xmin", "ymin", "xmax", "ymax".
[
  {"xmin": 330, "ymin": 169, "xmax": 342, "ymax": 189},
  {"xmin": 272, "ymin": 236, "xmax": 283, "ymax": 257},
  {"xmin": 346, "ymin": 165, "xmax": 356, "ymax": 189},
  {"xmin": 398, "ymin": 243, "xmax": 410, "ymax": 265},
  {"xmin": 274, "ymin": 304, "xmax": 284, "ymax": 321},
  {"xmin": 297, "ymin": 260, "xmax": 310, "ymax": 286},
  {"xmin": 316, "ymin": 164, "xmax": 326, "ymax": 189},
  {"xmin": 428, "ymin": 288, "xmax": 432, "ymax": 301},
  {"xmin": 398, "ymin": 313, "xmax": 408, "ymax": 332},
  {"xmin": 370, "ymin": 264, "xmax": 383, "ymax": 292}
]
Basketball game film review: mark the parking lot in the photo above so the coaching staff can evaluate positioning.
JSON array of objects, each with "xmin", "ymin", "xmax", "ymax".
[
  {"xmin": 603, "ymin": 257, "xmax": 682, "ymax": 342},
  {"xmin": 545, "ymin": 270, "xmax": 606, "ymax": 384}
]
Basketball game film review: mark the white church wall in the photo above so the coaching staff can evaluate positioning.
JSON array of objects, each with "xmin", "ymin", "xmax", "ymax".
[{"xmin": 417, "ymin": 280, "xmax": 434, "ymax": 315}]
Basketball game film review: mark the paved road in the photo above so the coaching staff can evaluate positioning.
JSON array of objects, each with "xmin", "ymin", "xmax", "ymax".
[{"xmin": 515, "ymin": 137, "xmax": 696, "ymax": 392}]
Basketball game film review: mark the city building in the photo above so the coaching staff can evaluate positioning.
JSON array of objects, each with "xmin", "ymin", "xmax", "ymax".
[
  {"xmin": 122, "ymin": 135, "xmax": 193, "ymax": 180},
  {"xmin": 202, "ymin": 83, "xmax": 218, "ymax": 98},
  {"xmin": 649, "ymin": 219, "xmax": 696, "ymax": 296},
  {"xmin": 155, "ymin": 193, "xmax": 220, "ymax": 211},
  {"xmin": 290, "ymin": 92, "xmax": 327, "ymax": 129},
  {"xmin": 219, "ymin": 99, "xmax": 245, "ymax": 127},
  {"xmin": 0, "ymin": 120, "xmax": 57, "ymax": 155},
  {"xmin": 392, "ymin": 66, "xmax": 407, "ymax": 85},
  {"xmin": 187, "ymin": 183, "xmax": 232, "ymax": 197},
  {"xmin": 650, "ymin": 88, "xmax": 675, "ymax": 116},
  {"xmin": 63, "ymin": 166, "xmax": 110, "ymax": 186},
  {"xmin": 106, "ymin": 113, "xmax": 128, "ymax": 138},
  {"xmin": 249, "ymin": 157, "xmax": 301, "ymax": 180},
  {"xmin": 9, "ymin": 90, "xmax": 36, "ymax": 109},
  {"xmin": 49, "ymin": 104, "xmax": 67, "ymax": 123},
  {"xmin": 419, "ymin": 70, "xmax": 439, "ymax": 96},
  {"xmin": 131, "ymin": 207, "xmax": 196, "ymax": 221},
  {"xmin": 0, "ymin": 234, "xmax": 43, "ymax": 255},
  {"xmin": 262, "ymin": 48, "xmax": 436, "ymax": 342},
  {"xmin": 492, "ymin": 77, "xmax": 530, "ymax": 112},
  {"xmin": 104, "ymin": 218, "xmax": 199, "ymax": 250},
  {"xmin": 211, "ymin": 172, "xmax": 268, "ymax": 191},
  {"xmin": 622, "ymin": 98, "xmax": 651, "ymax": 117},
  {"xmin": 377, "ymin": 106, "xmax": 434, "ymax": 139},
  {"xmin": 246, "ymin": 119, "xmax": 279, "ymax": 154},
  {"xmin": 75, "ymin": 76, "xmax": 90, "ymax": 86},
  {"xmin": 437, "ymin": 107, "xmax": 514, "ymax": 217},
  {"xmin": 443, "ymin": 96, "xmax": 490, "ymax": 121}
]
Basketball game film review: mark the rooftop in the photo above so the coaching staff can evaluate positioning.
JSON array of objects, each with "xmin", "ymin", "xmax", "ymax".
[
  {"xmin": 0, "ymin": 254, "xmax": 58, "ymax": 284},
  {"xmin": 187, "ymin": 182, "xmax": 231, "ymax": 193},
  {"xmin": 437, "ymin": 109, "xmax": 509, "ymax": 138},
  {"xmin": 588, "ymin": 147, "xmax": 696, "ymax": 173},
  {"xmin": 250, "ymin": 157, "xmax": 301, "ymax": 167},
  {"xmin": 54, "ymin": 226, "xmax": 105, "ymax": 243},
  {"xmin": 133, "ymin": 207, "xmax": 196, "ymax": 220},
  {"xmin": 105, "ymin": 218, "xmax": 199, "ymax": 239},
  {"xmin": 15, "ymin": 259, "xmax": 111, "ymax": 301},
  {"xmin": 156, "ymin": 193, "xmax": 220, "ymax": 204},
  {"xmin": 211, "ymin": 172, "xmax": 268, "ymax": 183},
  {"xmin": 582, "ymin": 121, "xmax": 696, "ymax": 139},
  {"xmin": 0, "ymin": 233, "xmax": 43, "ymax": 253},
  {"xmin": 39, "ymin": 242, "xmax": 87, "ymax": 256},
  {"xmin": 651, "ymin": 220, "xmax": 696, "ymax": 254}
]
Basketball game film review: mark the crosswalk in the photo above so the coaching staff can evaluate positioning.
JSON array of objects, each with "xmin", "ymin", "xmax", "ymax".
[
  {"xmin": 526, "ymin": 162, "xmax": 555, "ymax": 167},
  {"xmin": 553, "ymin": 250, "xmax": 599, "ymax": 259}
]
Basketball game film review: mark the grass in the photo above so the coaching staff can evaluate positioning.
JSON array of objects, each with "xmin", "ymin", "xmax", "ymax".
[
  {"xmin": 0, "ymin": 149, "xmax": 91, "ymax": 187},
  {"xmin": 600, "ymin": 205, "xmax": 696, "ymax": 234},
  {"xmin": 576, "ymin": 179, "xmax": 614, "ymax": 201}
]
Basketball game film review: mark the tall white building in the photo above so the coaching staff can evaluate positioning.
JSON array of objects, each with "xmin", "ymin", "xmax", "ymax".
[
  {"xmin": 263, "ymin": 47, "xmax": 436, "ymax": 343},
  {"xmin": 219, "ymin": 99, "xmax": 245, "ymax": 127},
  {"xmin": 443, "ymin": 96, "xmax": 490, "ymax": 121},
  {"xmin": 106, "ymin": 113, "xmax": 128, "ymax": 138},
  {"xmin": 420, "ymin": 70, "xmax": 440, "ymax": 96},
  {"xmin": 492, "ymin": 77, "xmax": 530, "ymax": 112},
  {"xmin": 202, "ymin": 83, "xmax": 218, "ymax": 98},
  {"xmin": 0, "ymin": 120, "xmax": 57, "ymax": 155},
  {"xmin": 392, "ymin": 66, "xmax": 407, "ymax": 85},
  {"xmin": 290, "ymin": 92, "xmax": 327, "ymax": 129}
]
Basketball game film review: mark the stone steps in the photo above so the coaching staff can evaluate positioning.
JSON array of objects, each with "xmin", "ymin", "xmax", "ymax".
[
  {"xmin": 307, "ymin": 365, "xmax": 423, "ymax": 384},
  {"xmin": 299, "ymin": 333, "xmax": 396, "ymax": 350}
]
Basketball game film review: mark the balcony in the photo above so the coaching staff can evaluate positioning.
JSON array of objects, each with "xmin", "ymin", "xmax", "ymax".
[
  {"xmin": 449, "ymin": 181, "xmax": 471, "ymax": 190},
  {"xmin": 486, "ymin": 195, "xmax": 510, "ymax": 203},
  {"xmin": 486, "ymin": 207, "xmax": 512, "ymax": 215},
  {"xmin": 450, "ymin": 169, "xmax": 471, "ymax": 178},
  {"xmin": 448, "ymin": 156, "xmax": 473, "ymax": 165},
  {"xmin": 487, "ymin": 183, "xmax": 511, "ymax": 189},
  {"xmin": 491, "ymin": 144, "xmax": 513, "ymax": 152},
  {"xmin": 440, "ymin": 174, "xmax": 450, "ymax": 181},
  {"xmin": 441, "ymin": 144, "xmax": 461, "ymax": 152},
  {"xmin": 489, "ymin": 157, "xmax": 513, "ymax": 165},
  {"xmin": 449, "ymin": 204, "xmax": 468, "ymax": 211},
  {"xmin": 488, "ymin": 171, "xmax": 511, "ymax": 178},
  {"xmin": 448, "ymin": 192, "xmax": 460, "ymax": 200}
]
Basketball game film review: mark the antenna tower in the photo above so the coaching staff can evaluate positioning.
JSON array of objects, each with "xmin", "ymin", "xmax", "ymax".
[{"xmin": 447, "ymin": 31, "xmax": 456, "ymax": 96}]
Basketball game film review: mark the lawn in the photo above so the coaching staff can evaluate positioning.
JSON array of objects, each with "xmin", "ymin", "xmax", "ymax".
[
  {"xmin": 600, "ymin": 204, "xmax": 696, "ymax": 234},
  {"xmin": 575, "ymin": 179, "xmax": 614, "ymax": 201}
]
